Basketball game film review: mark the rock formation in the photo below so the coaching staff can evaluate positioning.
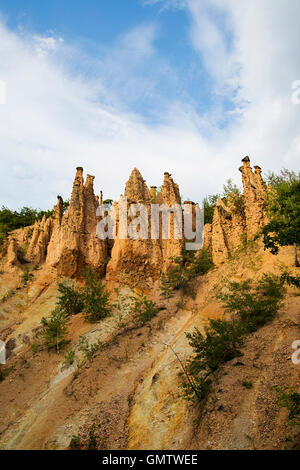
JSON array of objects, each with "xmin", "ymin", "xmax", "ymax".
[
  {"xmin": 27, "ymin": 215, "xmax": 53, "ymax": 265},
  {"xmin": 161, "ymin": 172, "xmax": 184, "ymax": 265},
  {"xmin": 46, "ymin": 168, "xmax": 107, "ymax": 277},
  {"xmin": 0, "ymin": 157, "xmax": 268, "ymax": 282},
  {"xmin": 4, "ymin": 238, "xmax": 19, "ymax": 270},
  {"xmin": 106, "ymin": 169, "xmax": 185, "ymax": 288},
  {"xmin": 239, "ymin": 157, "xmax": 267, "ymax": 238},
  {"xmin": 106, "ymin": 168, "xmax": 163, "ymax": 288},
  {"xmin": 208, "ymin": 157, "xmax": 266, "ymax": 266}
]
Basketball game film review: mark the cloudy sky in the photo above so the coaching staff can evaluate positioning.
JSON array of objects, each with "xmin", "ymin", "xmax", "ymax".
[{"xmin": 0, "ymin": 0, "xmax": 299, "ymax": 210}]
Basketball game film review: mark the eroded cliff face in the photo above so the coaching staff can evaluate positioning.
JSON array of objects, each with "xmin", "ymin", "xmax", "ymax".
[
  {"xmin": 160, "ymin": 172, "xmax": 184, "ymax": 270},
  {"xmin": 106, "ymin": 169, "xmax": 184, "ymax": 288},
  {"xmin": 0, "ymin": 157, "xmax": 298, "ymax": 452},
  {"xmin": 209, "ymin": 157, "xmax": 267, "ymax": 266},
  {"xmin": 3, "ymin": 168, "xmax": 107, "ymax": 278},
  {"xmin": 27, "ymin": 215, "xmax": 53, "ymax": 265},
  {"xmin": 240, "ymin": 157, "xmax": 267, "ymax": 238},
  {"xmin": 106, "ymin": 168, "xmax": 162, "ymax": 288},
  {"xmin": 46, "ymin": 168, "xmax": 107, "ymax": 277},
  {"xmin": 1, "ymin": 157, "xmax": 267, "ymax": 280}
]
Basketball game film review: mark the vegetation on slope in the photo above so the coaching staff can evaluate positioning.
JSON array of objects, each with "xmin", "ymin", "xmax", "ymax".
[
  {"xmin": 180, "ymin": 274, "xmax": 287, "ymax": 402},
  {"xmin": 0, "ymin": 206, "xmax": 53, "ymax": 247},
  {"xmin": 160, "ymin": 248, "xmax": 214, "ymax": 298},
  {"xmin": 263, "ymin": 169, "xmax": 300, "ymax": 266},
  {"xmin": 203, "ymin": 178, "xmax": 244, "ymax": 224}
]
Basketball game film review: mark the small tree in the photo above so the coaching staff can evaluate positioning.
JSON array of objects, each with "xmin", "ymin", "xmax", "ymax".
[
  {"xmin": 187, "ymin": 320, "xmax": 245, "ymax": 375},
  {"xmin": 217, "ymin": 274, "xmax": 286, "ymax": 332},
  {"xmin": 263, "ymin": 170, "xmax": 300, "ymax": 266},
  {"xmin": 181, "ymin": 274, "xmax": 287, "ymax": 402},
  {"xmin": 276, "ymin": 388, "xmax": 300, "ymax": 425},
  {"xmin": 57, "ymin": 281, "xmax": 84, "ymax": 316},
  {"xmin": 203, "ymin": 194, "xmax": 220, "ymax": 224},
  {"xmin": 41, "ymin": 307, "xmax": 69, "ymax": 353},
  {"xmin": 63, "ymin": 199, "xmax": 70, "ymax": 214},
  {"xmin": 182, "ymin": 319, "xmax": 245, "ymax": 401},
  {"xmin": 130, "ymin": 291, "xmax": 159, "ymax": 326},
  {"xmin": 22, "ymin": 266, "xmax": 34, "ymax": 285},
  {"xmin": 189, "ymin": 249, "xmax": 214, "ymax": 276},
  {"xmin": 82, "ymin": 267, "xmax": 110, "ymax": 322}
]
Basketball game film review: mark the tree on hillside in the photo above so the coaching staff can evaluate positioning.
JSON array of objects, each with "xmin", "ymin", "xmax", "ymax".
[
  {"xmin": 0, "ymin": 206, "xmax": 53, "ymax": 247},
  {"xmin": 263, "ymin": 170, "xmax": 300, "ymax": 266},
  {"xmin": 203, "ymin": 194, "xmax": 219, "ymax": 224},
  {"xmin": 82, "ymin": 267, "xmax": 111, "ymax": 322}
]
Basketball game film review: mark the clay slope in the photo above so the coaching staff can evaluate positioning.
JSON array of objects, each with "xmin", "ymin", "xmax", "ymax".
[{"xmin": 0, "ymin": 241, "xmax": 299, "ymax": 450}]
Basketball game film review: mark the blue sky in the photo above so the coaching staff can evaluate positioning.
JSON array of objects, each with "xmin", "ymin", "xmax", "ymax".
[
  {"xmin": 0, "ymin": 0, "xmax": 299, "ymax": 209},
  {"xmin": 0, "ymin": 0, "xmax": 225, "ymax": 123}
]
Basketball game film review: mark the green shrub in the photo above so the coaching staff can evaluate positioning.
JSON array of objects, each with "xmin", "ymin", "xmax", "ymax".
[
  {"xmin": 203, "ymin": 194, "xmax": 219, "ymax": 224},
  {"xmin": 160, "ymin": 249, "xmax": 214, "ymax": 298},
  {"xmin": 217, "ymin": 273, "xmax": 286, "ymax": 332},
  {"xmin": 281, "ymin": 272, "xmax": 300, "ymax": 289},
  {"xmin": 130, "ymin": 291, "xmax": 160, "ymax": 326},
  {"xmin": 181, "ymin": 274, "xmax": 286, "ymax": 402},
  {"xmin": 160, "ymin": 253, "xmax": 195, "ymax": 298},
  {"xmin": 180, "ymin": 373, "xmax": 212, "ymax": 402},
  {"xmin": 63, "ymin": 349, "xmax": 76, "ymax": 366},
  {"xmin": 187, "ymin": 320, "xmax": 245, "ymax": 374},
  {"xmin": 79, "ymin": 338, "xmax": 102, "ymax": 361},
  {"xmin": 30, "ymin": 342, "xmax": 39, "ymax": 354},
  {"xmin": 181, "ymin": 319, "xmax": 245, "ymax": 402},
  {"xmin": 189, "ymin": 249, "xmax": 214, "ymax": 276},
  {"xmin": 263, "ymin": 170, "xmax": 300, "ymax": 266},
  {"xmin": 276, "ymin": 388, "xmax": 300, "ymax": 424},
  {"xmin": 0, "ymin": 365, "xmax": 13, "ymax": 382},
  {"xmin": 63, "ymin": 199, "xmax": 70, "ymax": 214},
  {"xmin": 41, "ymin": 307, "xmax": 69, "ymax": 353},
  {"xmin": 1, "ymin": 288, "xmax": 15, "ymax": 303},
  {"xmin": 160, "ymin": 265, "xmax": 189, "ymax": 298},
  {"xmin": 69, "ymin": 435, "xmax": 81, "ymax": 450},
  {"xmin": 57, "ymin": 281, "xmax": 84, "ymax": 316},
  {"xmin": 17, "ymin": 247, "xmax": 27, "ymax": 264},
  {"xmin": 82, "ymin": 267, "xmax": 110, "ymax": 323},
  {"xmin": 223, "ymin": 180, "xmax": 245, "ymax": 216},
  {"xmin": 87, "ymin": 424, "xmax": 98, "ymax": 450},
  {"xmin": 228, "ymin": 192, "xmax": 245, "ymax": 216},
  {"xmin": 242, "ymin": 381, "xmax": 253, "ymax": 389},
  {"xmin": 27, "ymin": 227, "xmax": 34, "ymax": 237},
  {"xmin": 22, "ymin": 266, "xmax": 34, "ymax": 285}
]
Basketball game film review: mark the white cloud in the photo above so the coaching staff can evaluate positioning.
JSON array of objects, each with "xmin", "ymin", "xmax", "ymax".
[
  {"xmin": 0, "ymin": 1, "xmax": 299, "ymax": 212},
  {"xmin": 34, "ymin": 35, "xmax": 64, "ymax": 58}
]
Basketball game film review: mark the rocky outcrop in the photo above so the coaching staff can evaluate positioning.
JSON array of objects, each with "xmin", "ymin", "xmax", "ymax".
[
  {"xmin": 239, "ymin": 157, "xmax": 267, "ymax": 238},
  {"xmin": 211, "ymin": 196, "xmax": 246, "ymax": 265},
  {"xmin": 106, "ymin": 168, "xmax": 163, "ymax": 288},
  {"xmin": 27, "ymin": 215, "xmax": 53, "ymax": 265},
  {"xmin": 209, "ymin": 157, "xmax": 266, "ymax": 266},
  {"xmin": 5, "ymin": 238, "xmax": 19, "ymax": 269},
  {"xmin": 0, "ymin": 158, "xmax": 268, "ymax": 280},
  {"xmin": 106, "ymin": 169, "xmax": 184, "ymax": 288},
  {"xmin": 160, "ymin": 172, "xmax": 184, "ymax": 270},
  {"xmin": 46, "ymin": 168, "xmax": 107, "ymax": 277}
]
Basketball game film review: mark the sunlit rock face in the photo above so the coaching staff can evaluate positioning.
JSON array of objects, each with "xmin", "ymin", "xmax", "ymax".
[
  {"xmin": 209, "ymin": 157, "xmax": 267, "ymax": 266},
  {"xmin": 45, "ymin": 168, "xmax": 107, "ymax": 277},
  {"xmin": 1, "ymin": 157, "xmax": 267, "ymax": 279},
  {"xmin": 106, "ymin": 168, "xmax": 185, "ymax": 288}
]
